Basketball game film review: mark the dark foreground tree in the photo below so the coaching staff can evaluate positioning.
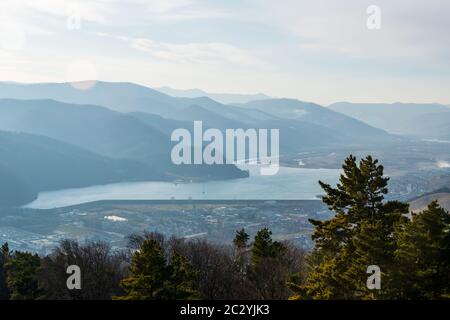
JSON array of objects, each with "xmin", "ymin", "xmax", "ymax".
[
  {"xmin": 247, "ymin": 228, "xmax": 304, "ymax": 299},
  {"xmin": 0, "ymin": 243, "xmax": 11, "ymax": 300},
  {"xmin": 122, "ymin": 230, "xmax": 305, "ymax": 300},
  {"xmin": 233, "ymin": 229, "xmax": 250, "ymax": 249},
  {"xmin": 251, "ymin": 228, "xmax": 286, "ymax": 266},
  {"xmin": 288, "ymin": 155, "xmax": 409, "ymax": 299},
  {"xmin": 394, "ymin": 201, "xmax": 450, "ymax": 299},
  {"xmin": 5, "ymin": 251, "xmax": 41, "ymax": 300},
  {"xmin": 116, "ymin": 239, "xmax": 198, "ymax": 300},
  {"xmin": 175, "ymin": 239, "xmax": 241, "ymax": 299},
  {"xmin": 37, "ymin": 240, "xmax": 126, "ymax": 300}
]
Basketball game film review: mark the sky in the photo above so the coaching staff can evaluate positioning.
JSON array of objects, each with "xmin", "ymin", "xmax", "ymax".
[{"xmin": 0, "ymin": 0, "xmax": 449, "ymax": 106}]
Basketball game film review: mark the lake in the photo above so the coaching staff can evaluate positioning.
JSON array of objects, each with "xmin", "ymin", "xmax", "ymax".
[{"xmin": 25, "ymin": 166, "xmax": 342, "ymax": 209}]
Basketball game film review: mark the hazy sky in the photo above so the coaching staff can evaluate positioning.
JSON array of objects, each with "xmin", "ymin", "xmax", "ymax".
[{"xmin": 1, "ymin": 0, "xmax": 449, "ymax": 105}]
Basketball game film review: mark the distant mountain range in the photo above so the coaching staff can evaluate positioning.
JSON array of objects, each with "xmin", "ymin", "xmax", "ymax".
[
  {"xmin": 0, "ymin": 98, "xmax": 247, "ymax": 191},
  {"xmin": 0, "ymin": 82, "xmax": 394, "ymax": 156},
  {"xmin": 0, "ymin": 99, "xmax": 170, "ymax": 160},
  {"xmin": 329, "ymin": 102, "xmax": 450, "ymax": 139},
  {"xmin": 0, "ymin": 81, "xmax": 441, "ymax": 207},
  {"xmin": 237, "ymin": 99, "xmax": 394, "ymax": 143},
  {"xmin": 156, "ymin": 86, "xmax": 271, "ymax": 104}
]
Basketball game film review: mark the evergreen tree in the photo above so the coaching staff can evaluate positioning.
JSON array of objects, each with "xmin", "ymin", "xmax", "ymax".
[
  {"xmin": 251, "ymin": 228, "xmax": 286, "ymax": 266},
  {"xmin": 395, "ymin": 201, "xmax": 450, "ymax": 299},
  {"xmin": 116, "ymin": 239, "xmax": 198, "ymax": 300},
  {"xmin": 347, "ymin": 200, "xmax": 409, "ymax": 299},
  {"xmin": 5, "ymin": 251, "xmax": 41, "ymax": 300},
  {"xmin": 166, "ymin": 252, "xmax": 199, "ymax": 300},
  {"xmin": 117, "ymin": 240, "xmax": 169, "ymax": 300},
  {"xmin": 248, "ymin": 228, "xmax": 291, "ymax": 299},
  {"xmin": 233, "ymin": 229, "xmax": 250, "ymax": 249},
  {"xmin": 0, "ymin": 243, "xmax": 11, "ymax": 300},
  {"xmin": 289, "ymin": 155, "xmax": 409, "ymax": 299}
]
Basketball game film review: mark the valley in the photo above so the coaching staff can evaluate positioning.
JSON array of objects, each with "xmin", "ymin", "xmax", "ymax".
[
  {"xmin": 0, "ymin": 81, "xmax": 449, "ymax": 255},
  {"xmin": 0, "ymin": 200, "xmax": 329, "ymax": 254}
]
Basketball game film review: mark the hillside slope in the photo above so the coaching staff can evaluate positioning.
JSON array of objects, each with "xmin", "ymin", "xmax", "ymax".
[
  {"xmin": 409, "ymin": 191, "xmax": 450, "ymax": 212},
  {"xmin": 238, "ymin": 99, "xmax": 395, "ymax": 142},
  {"xmin": 0, "ymin": 99, "xmax": 247, "ymax": 181},
  {"xmin": 0, "ymin": 131, "xmax": 167, "ymax": 206}
]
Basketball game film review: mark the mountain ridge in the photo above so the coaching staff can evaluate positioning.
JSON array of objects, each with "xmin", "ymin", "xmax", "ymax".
[
  {"xmin": 329, "ymin": 101, "xmax": 450, "ymax": 138},
  {"xmin": 156, "ymin": 86, "xmax": 271, "ymax": 104}
]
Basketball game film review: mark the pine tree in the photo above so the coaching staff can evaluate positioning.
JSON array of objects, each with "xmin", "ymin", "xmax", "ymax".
[
  {"xmin": 289, "ymin": 155, "xmax": 409, "ymax": 299},
  {"xmin": 116, "ymin": 239, "xmax": 198, "ymax": 300},
  {"xmin": 5, "ymin": 251, "xmax": 41, "ymax": 300},
  {"xmin": 117, "ymin": 240, "xmax": 169, "ymax": 300},
  {"xmin": 166, "ymin": 252, "xmax": 199, "ymax": 300},
  {"xmin": 0, "ymin": 243, "xmax": 11, "ymax": 300},
  {"xmin": 249, "ymin": 228, "xmax": 290, "ymax": 299},
  {"xmin": 251, "ymin": 228, "xmax": 286, "ymax": 266},
  {"xmin": 395, "ymin": 201, "xmax": 450, "ymax": 299},
  {"xmin": 233, "ymin": 229, "xmax": 250, "ymax": 249}
]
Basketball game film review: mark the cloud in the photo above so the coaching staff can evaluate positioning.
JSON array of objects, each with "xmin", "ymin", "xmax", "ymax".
[
  {"xmin": 250, "ymin": 0, "xmax": 450, "ymax": 64},
  {"xmin": 2, "ymin": 0, "xmax": 450, "ymax": 105},
  {"xmin": 24, "ymin": 0, "xmax": 113, "ymax": 25},
  {"xmin": 18, "ymin": 0, "xmax": 229, "ymax": 26},
  {"xmin": 140, "ymin": 0, "xmax": 193, "ymax": 13},
  {"xmin": 93, "ymin": 32, "xmax": 264, "ymax": 66},
  {"xmin": 0, "ymin": 1, "xmax": 56, "ymax": 40},
  {"xmin": 130, "ymin": 38, "xmax": 263, "ymax": 65},
  {"xmin": 120, "ymin": 0, "xmax": 231, "ymax": 22},
  {"xmin": 5, "ymin": 0, "xmax": 450, "ymax": 65}
]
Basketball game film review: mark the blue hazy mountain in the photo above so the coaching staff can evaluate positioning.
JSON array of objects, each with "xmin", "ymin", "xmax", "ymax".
[
  {"xmin": 0, "ymin": 99, "xmax": 248, "ymax": 183},
  {"xmin": 0, "ymin": 81, "xmax": 438, "ymax": 208},
  {"xmin": 237, "ymin": 99, "xmax": 395, "ymax": 142},
  {"xmin": 156, "ymin": 86, "xmax": 271, "ymax": 104},
  {"xmin": 0, "ymin": 81, "xmax": 401, "ymax": 154},
  {"xmin": 173, "ymin": 104, "xmax": 244, "ymax": 129},
  {"xmin": 0, "ymin": 162, "xmax": 35, "ymax": 207},
  {"xmin": 0, "ymin": 81, "xmax": 387, "ymax": 138},
  {"xmin": 329, "ymin": 102, "xmax": 450, "ymax": 138},
  {"xmin": 0, "ymin": 99, "xmax": 170, "ymax": 159},
  {"xmin": 130, "ymin": 109, "xmax": 342, "ymax": 152},
  {"xmin": 0, "ymin": 81, "xmax": 271, "ymax": 123},
  {"xmin": 128, "ymin": 113, "xmax": 192, "ymax": 136},
  {"xmin": 0, "ymin": 82, "xmax": 391, "ymax": 142},
  {"xmin": 410, "ymin": 112, "xmax": 450, "ymax": 140},
  {"xmin": 0, "ymin": 81, "xmax": 183, "ymax": 116},
  {"xmin": 173, "ymin": 96, "xmax": 276, "ymax": 125},
  {"xmin": 0, "ymin": 131, "xmax": 168, "ymax": 206}
]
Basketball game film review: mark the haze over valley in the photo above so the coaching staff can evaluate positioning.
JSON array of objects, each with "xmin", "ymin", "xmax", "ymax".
[
  {"xmin": 0, "ymin": 80, "xmax": 449, "ymax": 205},
  {"xmin": 0, "ymin": 80, "xmax": 449, "ymax": 253}
]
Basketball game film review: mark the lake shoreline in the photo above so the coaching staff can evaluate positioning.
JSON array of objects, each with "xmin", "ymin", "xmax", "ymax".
[{"xmin": 24, "ymin": 166, "xmax": 342, "ymax": 210}]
